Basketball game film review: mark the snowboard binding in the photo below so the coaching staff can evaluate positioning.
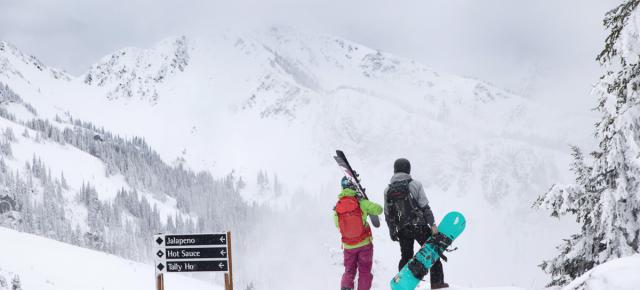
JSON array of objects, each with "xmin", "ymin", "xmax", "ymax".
[
  {"xmin": 426, "ymin": 232, "xmax": 454, "ymax": 262},
  {"xmin": 408, "ymin": 257, "xmax": 429, "ymax": 280}
]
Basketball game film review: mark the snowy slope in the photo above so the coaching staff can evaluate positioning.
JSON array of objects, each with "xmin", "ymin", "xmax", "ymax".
[
  {"xmin": 562, "ymin": 254, "xmax": 640, "ymax": 290},
  {"xmin": 0, "ymin": 29, "xmax": 593, "ymax": 289},
  {"xmin": 0, "ymin": 101, "xmax": 187, "ymax": 231},
  {"xmin": 0, "ymin": 227, "xmax": 220, "ymax": 290},
  {"xmin": 0, "ymin": 227, "xmax": 527, "ymax": 290}
]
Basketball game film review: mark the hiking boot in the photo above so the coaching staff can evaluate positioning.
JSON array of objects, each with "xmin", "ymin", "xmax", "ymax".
[{"xmin": 431, "ymin": 282, "xmax": 449, "ymax": 289}]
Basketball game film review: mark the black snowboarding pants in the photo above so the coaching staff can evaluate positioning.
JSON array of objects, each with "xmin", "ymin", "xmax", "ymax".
[{"xmin": 397, "ymin": 225, "xmax": 444, "ymax": 284}]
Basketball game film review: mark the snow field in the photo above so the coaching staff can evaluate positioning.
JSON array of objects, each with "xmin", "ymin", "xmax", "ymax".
[{"xmin": 0, "ymin": 227, "xmax": 221, "ymax": 290}]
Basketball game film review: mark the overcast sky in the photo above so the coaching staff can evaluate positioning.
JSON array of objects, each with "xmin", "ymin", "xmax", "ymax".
[{"xmin": 0, "ymin": 0, "xmax": 621, "ymax": 111}]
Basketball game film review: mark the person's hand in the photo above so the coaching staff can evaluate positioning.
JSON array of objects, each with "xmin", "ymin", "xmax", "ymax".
[
  {"xmin": 390, "ymin": 228, "xmax": 399, "ymax": 241},
  {"xmin": 431, "ymin": 225, "xmax": 439, "ymax": 235}
]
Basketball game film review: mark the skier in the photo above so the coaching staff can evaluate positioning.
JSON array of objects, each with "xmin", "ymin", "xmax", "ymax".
[
  {"xmin": 334, "ymin": 176, "xmax": 383, "ymax": 290},
  {"xmin": 384, "ymin": 158, "xmax": 449, "ymax": 289}
]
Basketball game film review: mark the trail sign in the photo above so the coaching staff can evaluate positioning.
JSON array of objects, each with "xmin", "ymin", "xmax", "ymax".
[
  {"xmin": 154, "ymin": 232, "xmax": 234, "ymax": 290},
  {"xmin": 156, "ymin": 247, "xmax": 228, "ymax": 260},
  {"xmin": 155, "ymin": 234, "xmax": 227, "ymax": 247},
  {"xmin": 163, "ymin": 260, "xmax": 228, "ymax": 272}
]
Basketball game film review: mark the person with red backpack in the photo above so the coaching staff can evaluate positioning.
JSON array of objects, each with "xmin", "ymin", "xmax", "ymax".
[{"xmin": 334, "ymin": 176, "xmax": 383, "ymax": 290}]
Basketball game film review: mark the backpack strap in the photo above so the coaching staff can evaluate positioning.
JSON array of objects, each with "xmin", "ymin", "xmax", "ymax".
[
  {"xmin": 387, "ymin": 178, "xmax": 414, "ymax": 197},
  {"xmin": 402, "ymin": 178, "xmax": 422, "ymax": 210}
]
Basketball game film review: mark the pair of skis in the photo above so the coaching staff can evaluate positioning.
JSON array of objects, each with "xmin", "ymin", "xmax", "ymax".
[{"xmin": 333, "ymin": 150, "xmax": 381, "ymax": 228}]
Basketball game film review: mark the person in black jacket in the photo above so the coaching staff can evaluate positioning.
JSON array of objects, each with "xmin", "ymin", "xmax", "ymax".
[{"xmin": 384, "ymin": 158, "xmax": 449, "ymax": 289}]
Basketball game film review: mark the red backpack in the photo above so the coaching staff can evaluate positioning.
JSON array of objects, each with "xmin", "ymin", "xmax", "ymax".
[{"xmin": 335, "ymin": 196, "xmax": 371, "ymax": 245}]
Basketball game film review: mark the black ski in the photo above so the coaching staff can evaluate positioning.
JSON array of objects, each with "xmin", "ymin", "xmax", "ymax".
[{"xmin": 334, "ymin": 150, "xmax": 381, "ymax": 228}]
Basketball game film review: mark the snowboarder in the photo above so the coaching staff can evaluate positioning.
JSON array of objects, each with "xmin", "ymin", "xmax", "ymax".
[
  {"xmin": 334, "ymin": 176, "xmax": 383, "ymax": 290},
  {"xmin": 384, "ymin": 158, "xmax": 449, "ymax": 289}
]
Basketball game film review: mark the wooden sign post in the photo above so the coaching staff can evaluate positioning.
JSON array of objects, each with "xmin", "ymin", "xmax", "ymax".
[
  {"xmin": 156, "ymin": 272, "xmax": 164, "ymax": 290},
  {"xmin": 223, "ymin": 232, "xmax": 233, "ymax": 290}
]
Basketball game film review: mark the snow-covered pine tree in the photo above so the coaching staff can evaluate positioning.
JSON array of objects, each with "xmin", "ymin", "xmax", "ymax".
[
  {"xmin": 535, "ymin": 0, "xmax": 640, "ymax": 286},
  {"xmin": 257, "ymin": 170, "xmax": 269, "ymax": 194},
  {"xmin": 10, "ymin": 275, "xmax": 20, "ymax": 290},
  {"xmin": 273, "ymin": 173, "xmax": 282, "ymax": 197}
]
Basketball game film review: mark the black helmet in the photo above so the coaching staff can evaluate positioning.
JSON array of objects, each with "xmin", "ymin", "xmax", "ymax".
[{"xmin": 394, "ymin": 158, "xmax": 411, "ymax": 174}]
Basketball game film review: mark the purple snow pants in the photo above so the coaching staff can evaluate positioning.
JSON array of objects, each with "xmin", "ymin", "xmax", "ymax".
[{"xmin": 341, "ymin": 244, "xmax": 373, "ymax": 290}]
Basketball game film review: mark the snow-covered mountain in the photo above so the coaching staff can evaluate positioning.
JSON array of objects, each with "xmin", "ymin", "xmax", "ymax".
[
  {"xmin": 1, "ymin": 28, "xmax": 587, "ymax": 179},
  {"xmin": 0, "ymin": 28, "xmax": 594, "ymax": 289}
]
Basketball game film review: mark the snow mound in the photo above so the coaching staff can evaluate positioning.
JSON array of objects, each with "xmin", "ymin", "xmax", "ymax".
[
  {"xmin": 562, "ymin": 254, "xmax": 640, "ymax": 290},
  {"xmin": 0, "ymin": 227, "xmax": 221, "ymax": 290}
]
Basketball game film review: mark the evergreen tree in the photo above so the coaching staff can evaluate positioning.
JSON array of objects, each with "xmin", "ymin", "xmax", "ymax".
[
  {"xmin": 166, "ymin": 215, "xmax": 176, "ymax": 233},
  {"xmin": 535, "ymin": 0, "xmax": 640, "ymax": 285},
  {"xmin": 0, "ymin": 140, "xmax": 12, "ymax": 157},
  {"xmin": 11, "ymin": 275, "xmax": 20, "ymax": 290},
  {"xmin": 3, "ymin": 128, "xmax": 15, "ymax": 142},
  {"xmin": 273, "ymin": 173, "xmax": 282, "ymax": 197},
  {"xmin": 60, "ymin": 172, "xmax": 68, "ymax": 190}
]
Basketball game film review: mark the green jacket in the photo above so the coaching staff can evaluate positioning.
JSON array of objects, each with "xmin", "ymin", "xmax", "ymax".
[{"xmin": 333, "ymin": 188, "xmax": 383, "ymax": 249}]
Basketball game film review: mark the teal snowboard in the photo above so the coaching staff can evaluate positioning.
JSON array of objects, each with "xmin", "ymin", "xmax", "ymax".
[{"xmin": 390, "ymin": 211, "xmax": 466, "ymax": 290}]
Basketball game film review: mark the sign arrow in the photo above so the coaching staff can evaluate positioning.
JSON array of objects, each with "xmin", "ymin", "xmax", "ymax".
[
  {"xmin": 218, "ymin": 262, "xmax": 225, "ymax": 269},
  {"xmin": 220, "ymin": 249, "xmax": 226, "ymax": 256},
  {"xmin": 219, "ymin": 236, "xmax": 226, "ymax": 243}
]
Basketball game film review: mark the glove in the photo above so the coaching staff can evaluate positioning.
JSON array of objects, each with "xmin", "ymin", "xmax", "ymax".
[{"xmin": 390, "ymin": 227, "xmax": 399, "ymax": 241}]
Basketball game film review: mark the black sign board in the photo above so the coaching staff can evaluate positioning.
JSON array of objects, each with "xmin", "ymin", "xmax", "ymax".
[
  {"xmin": 154, "ymin": 232, "xmax": 231, "ymax": 277},
  {"xmin": 157, "ymin": 247, "xmax": 228, "ymax": 259},
  {"xmin": 156, "ymin": 234, "xmax": 227, "ymax": 247},
  {"xmin": 157, "ymin": 260, "xmax": 228, "ymax": 272}
]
